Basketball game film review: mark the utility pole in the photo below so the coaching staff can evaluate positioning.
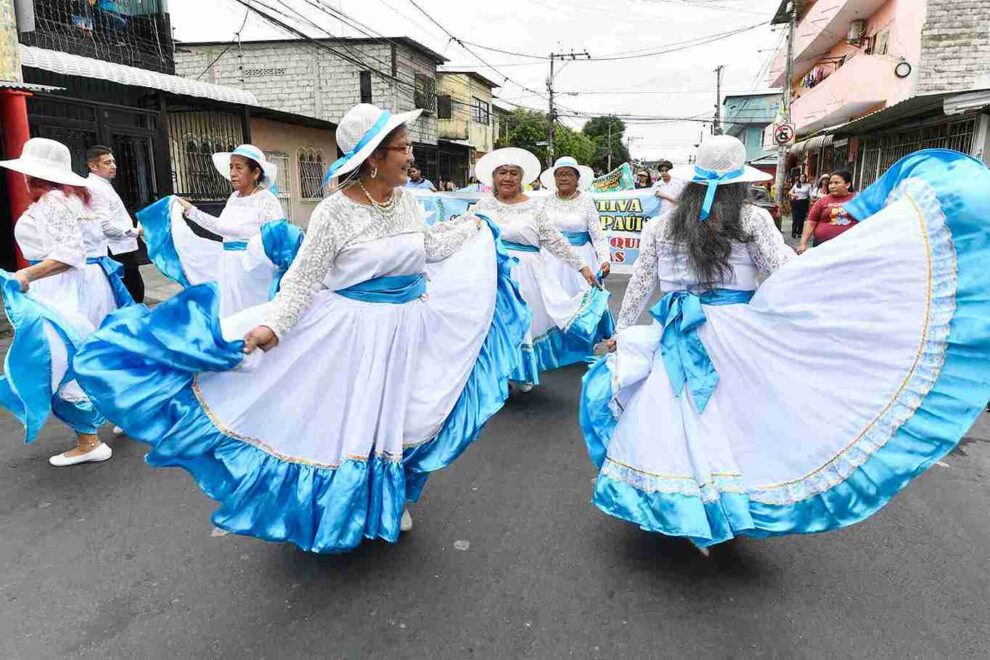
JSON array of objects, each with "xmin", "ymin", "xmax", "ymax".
[
  {"xmin": 713, "ymin": 65, "xmax": 725, "ymax": 135},
  {"xmin": 774, "ymin": 3, "xmax": 797, "ymax": 207},
  {"xmin": 606, "ymin": 117, "xmax": 613, "ymax": 171},
  {"xmin": 547, "ymin": 49, "xmax": 590, "ymax": 167}
]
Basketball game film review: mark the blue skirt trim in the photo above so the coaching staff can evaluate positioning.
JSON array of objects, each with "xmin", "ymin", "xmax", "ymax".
[
  {"xmin": 73, "ymin": 218, "xmax": 529, "ymax": 554},
  {"xmin": 580, "ymin": 150, "xmax": 990, "ymax": 546},
  {"xmin": 0, "ymin": 271, "xmax": 105, "ymax": 442}
]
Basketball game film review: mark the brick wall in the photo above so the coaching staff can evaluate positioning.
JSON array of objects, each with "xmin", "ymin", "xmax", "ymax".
[
  {"xmin": 175, "ymin": 40, "xmax": 439, "ymax": 144},
  {"xmin": 918, "ymin": 0, "xmax": 990, "ymax": 93}
]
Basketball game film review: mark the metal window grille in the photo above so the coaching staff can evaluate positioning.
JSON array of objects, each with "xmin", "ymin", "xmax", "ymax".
[
  {"xmin": 298, "ymin": 149, "xmax": 326, "ymax": 200},
  {"xmin": 415, "ymin": 74, "xmax": 436, "ymax": 114},
  {"xmin": 265, "ymin": 150, "xmax": 292, "ymax": 218},
  {"xmin": 471, "ymin": 97, "xmax": 490, "ymax": 125},
  {"xmin": 855, "ymin": 118, "xmax": 977, "ymax": 190},
  {"xmin": 438, "ymin": 95, "xmax": 452, "ymax": 120},
  {"xmin": 167, "ymin": 110, "xmax": 242, "ymax": 201},
  {"xmin": 19, "ymin": 0, "xmax": 175, "ymax": 73}
]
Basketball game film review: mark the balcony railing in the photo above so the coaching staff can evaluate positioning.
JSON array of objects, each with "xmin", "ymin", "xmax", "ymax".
[
  {"xmin": 791, "ymin": 54, "xmax": 889, "ymax": 134},
  {"xmin": 769, "ymin": 0, "xmax": 887, "ymax": 88},
  {"xmin": 18, "ymin": 0, "xmax": 174, "ymax": 74}
]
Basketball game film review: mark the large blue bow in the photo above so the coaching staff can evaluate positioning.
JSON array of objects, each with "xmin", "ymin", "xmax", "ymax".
[
  {"xmin": 649, "ymin": 288, "xmax": 754, "ymax": 413},
  {"xmin": 321, "ymin": 111, "xmax": 393, "ymax": 187},
  {"xmin": 693, "ymin": 166, "xmax": 746, "ymax": 221}
]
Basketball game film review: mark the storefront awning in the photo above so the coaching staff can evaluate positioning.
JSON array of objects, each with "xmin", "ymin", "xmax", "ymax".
[
  {"xmin": 0, "ymin": 80, "xmax": 64, "ymax": 93},
  {"xmin": 789, "ymin": 134, "xmax": 833, "ymax": 155},
  {"xmin": 19, "ymin": 45, "xmax": 258, "ymax": 106}
]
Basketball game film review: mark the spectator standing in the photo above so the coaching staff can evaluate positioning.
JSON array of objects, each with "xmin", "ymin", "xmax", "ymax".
[{"xmin": 798, "ymin": 170, "xmax": 857, "ymax": 254}]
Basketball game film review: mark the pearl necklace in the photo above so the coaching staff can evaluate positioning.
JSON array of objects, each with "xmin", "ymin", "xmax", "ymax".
[
  {"xmin": 556, "ymin": 190, "xmax": 580, "ymax": 201},
  {"xmin": 357, "ymin": 180, "xmax": 398, "ymax": 218}
]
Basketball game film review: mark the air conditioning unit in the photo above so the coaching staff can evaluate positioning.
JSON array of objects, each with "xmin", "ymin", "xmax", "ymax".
[{"xmin": 848, "ymin": 20, "xmax": 867, "ymax": 45}]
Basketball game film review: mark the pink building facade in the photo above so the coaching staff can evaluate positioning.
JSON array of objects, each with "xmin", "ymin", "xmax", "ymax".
[{"xmin": 768, "ymin": 0, "xmax": 990, "ymax": 189}]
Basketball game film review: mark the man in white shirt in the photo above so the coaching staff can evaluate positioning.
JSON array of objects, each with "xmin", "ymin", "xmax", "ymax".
[
  {"xmin": 86, "ymin": 145, "xmax": 145, "ymax": 302},
  {"xmin": 652, "ymin": 160, "xmax": 686, "ymax": 217}
]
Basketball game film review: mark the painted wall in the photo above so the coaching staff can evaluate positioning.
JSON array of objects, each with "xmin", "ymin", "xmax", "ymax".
[
  {"xmin": 248, "ymin": 117, "xmax": 337, "ymax": 228},
  {"xmin": 437, "ymin": 72, "xmax": 495, "ymax": 155}
]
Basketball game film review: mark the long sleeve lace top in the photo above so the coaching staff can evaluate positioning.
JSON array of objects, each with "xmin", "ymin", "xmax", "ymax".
[
  {"xmin": 543, "ymin": 192, "xmax": 610, "ymax": 265},
  {"xmin": 14, "ymin": 190, "xmax": 87, "ymax": 269},
  {"xmin": 616, "ymin": 205, "xmax": 794, "ymax": 331},
  {"xmin": 184, "ymin": 188, "xmax": 284, "ymax": 239},
  {"xmin": 264, "ymin": 188, "xmax": 479, "ymax": 338},
  {"xmin": 473, "ymin": 196, "xmax": 583, "ymax": 269}
]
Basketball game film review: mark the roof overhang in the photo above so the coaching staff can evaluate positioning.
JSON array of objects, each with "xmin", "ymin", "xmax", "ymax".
[
  {"xmin": 19, "ymin": 45, "xmax": 259, "ymax": 106},
  {"xmin": 0, "ymin": 80, "xmax": 64, "ymax": 93},
  {"xmin": 827, "ymin": 89, "xmax": 990, "ymax": 137}
]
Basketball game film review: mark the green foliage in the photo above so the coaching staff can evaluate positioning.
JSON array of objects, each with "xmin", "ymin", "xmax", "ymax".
[
  {"xmin": 582, "ymin": 115, "xmax": 631, "ymax": 173},
  {"xmin": 494, "ymin": 108, "xmax": 598, "ymax": 171}
]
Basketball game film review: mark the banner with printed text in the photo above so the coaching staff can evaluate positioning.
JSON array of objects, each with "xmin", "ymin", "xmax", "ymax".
[{"xmin": 412, "ymin": 189, "xmax": 661, "ymax": 274}]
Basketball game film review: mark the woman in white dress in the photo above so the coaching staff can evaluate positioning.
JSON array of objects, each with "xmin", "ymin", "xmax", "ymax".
[
  {"xmin": 0, "ymin": 138, "xmax": 111, "ymax": 466},
  {"xmin": 474, "ymin": 149, "xmax": 607, "ymax": 391},
  {"xmin": 78, "ymin": 202, "xmax": 138, "ymax": 328},
  {"xmin": 172, "ymin": 145, "xmax": 286, "ymax": 315},
  {"xmin": 539, "ymin": 156, "xmax": 612, "ymax": 292},
  {"xmin": 74, "ymin": 104, "xmax": 530, "ymax": 553},
  {"xmin": 581, "ymin": 136, "xmax": 990, "ymax": 554}
]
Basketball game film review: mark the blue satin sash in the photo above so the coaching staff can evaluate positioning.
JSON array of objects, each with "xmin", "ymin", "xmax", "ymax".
[
  {"xmin": 503, "ymin": 240, "xmax": 540, "ymax": 253},
  {"xmin": 649, "ymin": 288, "xmax": 754, "ymax": 414},
  {"xmin": 223, "ymin": 241, "xmax": 248, "ymax": 251},
  {"xmin": 336, "ymin": 274, "xmax": 426, "ymax": 304},
  {"xmin": 561, "ymin": 231, "xmax": 591, "ymax": 246}
]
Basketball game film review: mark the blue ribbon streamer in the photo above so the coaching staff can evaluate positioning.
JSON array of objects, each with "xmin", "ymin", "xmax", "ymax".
[
  {"xmin": 321, "ymin": 111, "xmax": 393, "ymax": 187},
  {"xmin": 649, "ymin": 288, "xmax": 754, "ymax": 413},
  {"xmin": 693, "ymin": 166, "xmax": 747, "ymax": 221},
  {"xmin": 222, "ymin": 241, "xmax": 248, "ymax": 252}
]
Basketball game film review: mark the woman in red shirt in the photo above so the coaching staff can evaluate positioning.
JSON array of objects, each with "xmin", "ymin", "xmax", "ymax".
[{"xmin": 797, "ymin": 169, "xmax": 857, "ymax": 254}]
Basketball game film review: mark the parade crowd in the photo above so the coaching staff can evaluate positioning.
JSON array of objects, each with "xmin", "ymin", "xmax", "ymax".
[{"xmin": 2, "ymin": 101, "xmax": 989, "ymax": 556}]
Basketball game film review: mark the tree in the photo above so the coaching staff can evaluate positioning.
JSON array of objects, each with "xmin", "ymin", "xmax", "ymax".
[
  {"xmin": 582, "ymin": 115, "xmax": 631, "ymax": 173},
  {"xmin": 495, "ymin": 108, "xmax": 598, "ymax": 170}
]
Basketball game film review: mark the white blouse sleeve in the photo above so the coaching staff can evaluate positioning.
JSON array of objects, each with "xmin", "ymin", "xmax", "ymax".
[
  {"xmin": 616, "ymin": 220, "xmax": 660, "ymax": 331},
  {"xmin": 39, "ymin": 193, "xmax": 87, "ymax": 269},
  {"xmin": 258, "ymin": 190, "xmax": 285, "ymax": 222},
  {"xmin": 263, "ymin": 202, "xmax": 341, "ymax": 339},
  {"xmin": 584, "ymin": 194, "xmax": 610, "ymax": 266},
  {"xmin": 184, "ymin": 204, "xmax": 221, "ymax": 235},
  {"xmin": 537, "ymin": 208, "xmax": 583, "ymax": 269},
  {"xmin": 744, "ymin": 206, "xmax": 794, "ymax": 277}
]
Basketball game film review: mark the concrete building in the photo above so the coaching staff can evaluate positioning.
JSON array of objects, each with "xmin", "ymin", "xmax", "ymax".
[
  {"xmin": 722, "ymin": 90, "xmax": 782, "ymax": 161},
  {"xmin": 436, "ymin": 67, "xmax": 499, "ymax": 186},
  {"xmin": 173, "ymin": 37, "xmax": 465, "ymax": 188},
  {"xmin": 769, "ymin": 0, "xmax": 990, "ymax": 189}
]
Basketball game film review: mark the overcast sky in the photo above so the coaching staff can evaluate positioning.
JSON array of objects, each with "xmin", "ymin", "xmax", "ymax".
[{"xmin": 169, "ymin": 0, "xmax": 784, "ymax": 164}]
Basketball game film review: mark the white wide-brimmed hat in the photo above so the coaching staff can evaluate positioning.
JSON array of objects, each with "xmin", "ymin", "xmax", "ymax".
[
  {"xmin": 540, "ymin": 156, "xmax": 594, "ymax": 191},
  {"xmin": 0, "ymin": 137, "xmax": 90, "ymax": 187},
  {"xmin": 669, "ymin": 135, "xmax": 772, "ymax": 220},
  {"xmin": 320, "ymin": 104, "xmax": 423, "ymax": 187},
  {"xmin": 475, "ymin": 147, "xmax": 541, "ymax": 188},
  {"xmin": 212, "ymin": 144, "xmax": 279, "ymax": 189}
]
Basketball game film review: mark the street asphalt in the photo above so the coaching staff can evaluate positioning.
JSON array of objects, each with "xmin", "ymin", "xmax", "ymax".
[{"xmin": 0, "ymin": 253, "xmax": 988, "ymax": 659}]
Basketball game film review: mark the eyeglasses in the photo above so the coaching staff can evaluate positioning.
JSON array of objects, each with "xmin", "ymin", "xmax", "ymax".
[{"xmin": 380, "ymin": 144, "xmax": 414, "ymax": 154}]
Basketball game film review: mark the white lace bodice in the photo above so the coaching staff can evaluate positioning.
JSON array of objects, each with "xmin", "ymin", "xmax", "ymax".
[
  {"xmin": 543, "ymin": 192, "xmax": 610, "ymax": 265},
  {"xmin": 264, "ymin": 188, "xmax": 479, "ymax": 338},
  {"xmin": 184, "ymin": 188, "xmax": 284, "ymax": 240},
  {"xmin": 616, "ymin": 205, "xmax": 794, "ymax": 330},
  {"xmin": 14, "ymin": 190, "xmax": 87, "ymax": 268},
  {"xmin": 473, "ymin": 196, "xmax": 582, "ymax": 269}
]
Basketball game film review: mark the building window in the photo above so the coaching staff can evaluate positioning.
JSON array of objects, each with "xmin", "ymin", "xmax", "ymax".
[
  {"xmin": 437, "ymin": 95, "xmax": 452, "ymax": 120},
  {"xmin": 360, "ymin": 71, "xmax": 372, "ymax": 104},
  {"xmin": 415, "ymin": 74, "xmax": 436, "ymax": 114},
  {"xmin": 471, "ymin": 97, "xmax": 490, "ymax": 125},
  {"xmin": 298, "ymin": 149, "xmax": 326, "ymax": 200},
  {"xmin": 264, "ymin": 150, "xmax": 292, "ymax": 217}
]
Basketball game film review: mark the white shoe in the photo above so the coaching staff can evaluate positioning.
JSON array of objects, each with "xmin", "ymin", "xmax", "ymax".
[
  {"xmin": 112, "ymin": 425, "xmax": 125, "ymax": 435},
  {"xmin": 692, "ymin": 542, "xmax": 711, "ymax": 557},
  {"xmin": 517, "ymin": 382, "xmax": 534, "ymax": 393},
  {"xmin": 400, "ymin": 508, "xmax": 413, "ymax": 533},
  {"xmin": 49, "ymin": 443, "xmax": 112, "ymax": 467}
]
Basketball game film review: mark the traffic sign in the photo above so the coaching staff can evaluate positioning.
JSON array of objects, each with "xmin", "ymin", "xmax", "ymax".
[{"xmin": 774, "ymin": 124, "xmax": 795, "ymax": 145}]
